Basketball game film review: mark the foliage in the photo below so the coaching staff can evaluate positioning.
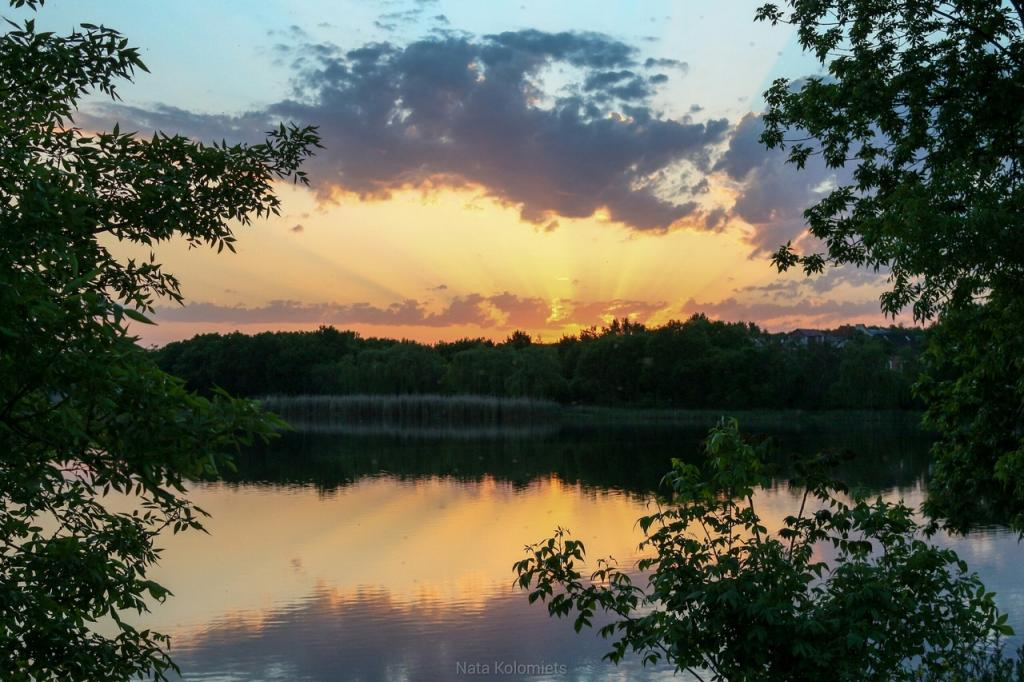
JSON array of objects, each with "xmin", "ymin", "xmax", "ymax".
[
  {"xmin": 917, "ymin": 292, "xmax": 1024, "ymax": 532},
  {"xmin": 754, "ymin": 1, "xmax": 1024, "ymax": 529},
  {"xmin": 757, "ymin": 0, "xmax": 1023, "ymax": 320},
  {"xmin": 515, "ymin": 419, "xmax": 1013, "ymax": 681},
  {"xmin": 916, "ymin": 644, "xmax": 1024, "ymax": 682},
  {"xmin": 0, "ymin": 4, "xmax": 318, "ymax": 680},
  {"xmin": 152, "ymin": 318, "xmax": 925, "ymax": 410}
]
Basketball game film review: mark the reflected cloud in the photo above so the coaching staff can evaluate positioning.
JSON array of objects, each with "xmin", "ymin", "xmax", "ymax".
[{"xmin": 171, "ymin": 581, "xmax": 676, "ymax": 681}]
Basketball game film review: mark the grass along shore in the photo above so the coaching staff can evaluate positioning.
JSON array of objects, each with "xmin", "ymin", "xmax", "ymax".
[{"xmin": 258, "ymin": 394, "xmax": 924, "ymax": 436}]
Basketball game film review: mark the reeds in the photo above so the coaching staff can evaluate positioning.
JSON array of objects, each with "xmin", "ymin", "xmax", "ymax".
[
  {"xmin": 259, "ymin": 393, "xmax": 563, "ymax": 436},
  {"xmin": 258, "ymin": 394, "xmax": 924, "ymax": 438},
  {"xmin": 563, "ymin": 407, "xmax": 924, "ymax": 433}
]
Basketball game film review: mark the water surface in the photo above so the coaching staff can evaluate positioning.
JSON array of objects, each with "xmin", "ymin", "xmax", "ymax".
[{"xmin": 139, "ymin": 426, "xmax": 1024, "ymax": 681}]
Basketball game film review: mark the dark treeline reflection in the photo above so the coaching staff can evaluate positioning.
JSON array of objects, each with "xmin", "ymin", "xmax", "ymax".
[
  {"xmin": 221, "ymin": 423, "xmax": 934, "ymax": 497},
  {"xmin": 153, "ymin": 316, "xmax": 925, "ymax": 409}
]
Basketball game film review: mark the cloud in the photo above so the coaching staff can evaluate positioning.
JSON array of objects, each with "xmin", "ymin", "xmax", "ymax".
[
  {"xmin": 152, "ymin": 293, "xmax": 670, "ymax": 330},
  {"xmin": 738, "ymin": 265, "xmax": 891, "ymax": 299},
  {"xmin": 82, "ymin": 35, "xmax": 862, "ymax": 257},
  {"xmin": 582, "ymin": 69, "xmax": 652, "ymax": 100},
  {"xmin": 155, "ymin": 298, "xmax": 491, "ymax": 328},
  {"xmin": 801, "ymin": 264, "xmax": 894, "ymax": 295},
  {"xmin": 681, "ymin": 296, "xmax": 887, "ymax": 330},
  {"xmin": 643, "ymin": 57, "xmax": 687, "ymax": 72},
  {"xmin": 715, "ymin": 113, "xmax": 855, "ymax": 255},
  {"xmin": 84, "ymin": 30, "xmax": 727, "ymax": 233},
  {"xmin": 373, "ymin": 3, "xmax": 449, "ymax": 31},
  {"xmin": 290, "ymin": 223, "xmax": 304, "ymax": 233},
  {"xmin": 561, "ymin": 299, "xmax": 665, "ymax": 327},
  {"xmin": 151, "ymin": 289, "xmax": 900, "ymax": 338}
]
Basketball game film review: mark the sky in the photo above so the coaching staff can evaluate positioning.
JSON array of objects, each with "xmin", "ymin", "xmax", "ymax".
[{"xmin": 22, "ymin": 0, "xmax": 908, "ymax": 345}]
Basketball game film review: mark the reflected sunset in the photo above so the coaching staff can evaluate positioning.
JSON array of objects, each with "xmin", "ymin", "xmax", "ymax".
[{"xmin": 142, "ymin": 474, "xmax": 656, "ymax": 634}]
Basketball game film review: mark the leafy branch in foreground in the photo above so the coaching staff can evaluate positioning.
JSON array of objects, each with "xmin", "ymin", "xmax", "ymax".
[
  {"xmin": 753, "ymin": 1, "xmax": 1024, "ymax": 532},
  {"xmin": 0, "ymin": 3, "xmax": 319, "ymax": 680},
  {"xmin": 515, "ymin": 419, "xmax": 1015, "ymax": 681}
]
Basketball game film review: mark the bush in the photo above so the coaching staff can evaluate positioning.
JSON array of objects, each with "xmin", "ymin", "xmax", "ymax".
[{"xmin": 515, "ymin": 419, "xmax": 1015, "ymax": 681}]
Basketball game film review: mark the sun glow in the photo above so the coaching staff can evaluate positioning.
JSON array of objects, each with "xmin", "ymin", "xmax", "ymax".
[{"xmin": 114, "ymin": 182, "xmax": 780, "ymax": 345}]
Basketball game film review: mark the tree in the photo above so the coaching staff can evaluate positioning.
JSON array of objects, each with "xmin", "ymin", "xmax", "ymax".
[
  {"xmin": 515, "ymin": 419, "xmax": 1015, "ymax": 681},
  {"xmin": 755, "ymin": 1, "xmax": 1024, "ymax": 530},
  {"xmin": 0, "ymin": 3, "xmax": 319, "ymax": 680},
  {"xmin": 502, "ymin": 329, "xmax": 533, "ymax": 349},
  {"xmin": 915, "ymin": 296, "xmax": 1024, "ymax": 531},
  {"xmin": 505, "ymin": 346, "xmax": 569, "ymax": 399},
  {"xmin": 826, "ymin": 336, "xmax": 912, "ymax": 409}
]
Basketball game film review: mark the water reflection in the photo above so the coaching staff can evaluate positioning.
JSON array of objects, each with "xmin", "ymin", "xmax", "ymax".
[
  {"xmin": 220, "ymin": 425, "xmax": 934, "ymax": 496},
  {"xmin": 136, "ymin": 426, "xmax": 1023, "ymax": 681},
  {"xmin": 171, "ymin": 581, "xmax": 682, "ymax": 681}
]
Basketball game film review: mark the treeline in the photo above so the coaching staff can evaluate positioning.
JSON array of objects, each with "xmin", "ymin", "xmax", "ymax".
[{"xmin": 151, "ymin": 315, "xmax": 926, "ymax": 410}]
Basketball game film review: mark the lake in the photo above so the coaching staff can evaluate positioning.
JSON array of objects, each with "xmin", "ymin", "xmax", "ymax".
[{"xmin": 139, "ymin": 422, "xmax": 1024, "ymax": 681}]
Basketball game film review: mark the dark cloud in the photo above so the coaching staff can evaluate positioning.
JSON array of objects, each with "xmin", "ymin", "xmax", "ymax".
[
  {"xmin": 715, "ymin": 113, "xmax": 855, "ymax": 254},
  {"xmin": 482, "ymin": 29, "xmax": 637, "ymax": 69},
  {"xmin": 77, "ymin": 102, "xmax": 268, "ymax": 141},
  {"xmin": 153, "ymin": 293, "xmax": 669, "ymax": 330},
  {"xmin": 582, "ymin": 69, "xmax": 637, "ymax": 91},
  {"xmin": 643, "ymin": 57, "xmax": 687, "ymax": 72},
  {"xmin": 375, "ymin": 4, "xmax": 442, "ymax": 30},
  {"xmin": 87, "ymin": 30, "xmax": 727, "ymax": 233},
  {"xmin": 703, "ymin": 206, "xmax": 727, "ymax": 230},
  {"xmin": 290, "ymin": 223, "xmax": 304, "ymax": 233}
]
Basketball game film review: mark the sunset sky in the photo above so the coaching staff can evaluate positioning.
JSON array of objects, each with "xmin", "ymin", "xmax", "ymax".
[{"xmin": 29, "ymin": 0, "xmax": 906, "ymax": 345}]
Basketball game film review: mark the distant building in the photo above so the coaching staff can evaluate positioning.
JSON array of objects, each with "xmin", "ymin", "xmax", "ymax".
[
  {"xmin": 789, "ymin": 329, "xmax": 828, "ymax": 346},
  {"xmin": 855, "ymin": 324, "xmax": 890, "ymax": 338},
  {"xmin": 785, "ymin": 324, "xmax": 923, "ymax": 349}
]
